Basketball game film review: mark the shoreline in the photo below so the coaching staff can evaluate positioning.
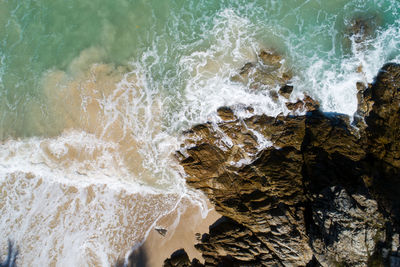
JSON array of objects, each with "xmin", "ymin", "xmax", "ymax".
[{"xmin": 124, "ymin": 197, "xmax": 220, "ymax": 267}]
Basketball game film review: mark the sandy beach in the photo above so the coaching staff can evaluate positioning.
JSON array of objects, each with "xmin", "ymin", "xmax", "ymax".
[{"xmin": 131, "ymin": 197, "xmax": 220, "ymax": 266}]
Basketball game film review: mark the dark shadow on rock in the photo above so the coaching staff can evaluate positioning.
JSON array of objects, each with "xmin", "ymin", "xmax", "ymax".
[
  {"xmin": 306, "ymin": 256, "xmax": 322, "ymax": 267},
  {"xmin": 163, "ymin": 248, "xmax": 203, "ymax": 267}
]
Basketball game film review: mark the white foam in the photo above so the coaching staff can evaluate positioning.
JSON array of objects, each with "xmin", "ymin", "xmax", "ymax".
[
  {"xmin": 0, "ymin": 170, "xmax": 183, "ymax": 266},
  {"xmin": 288, "ymin": 9, "xmax": 400, "ymax": 116},
  {"xmin": 0, "ymin": 127, "xmax": 209, "ymax": 266},
  {"xmin": 0, "ymin": 58, "xmax": 209, "ymax": 266},
  {"xmin": 172, "ymin": 9, "xmax": 290, "ymax": 131}
]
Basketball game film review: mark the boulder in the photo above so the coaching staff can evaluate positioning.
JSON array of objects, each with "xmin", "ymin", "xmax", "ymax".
[
  {"xmin": 286, "ymin": 94, "xmax": 320, "ymax": 113},
  {"xmin": 163, "ymin": 249, "xmax": 197, "ymax": 267},
  {"xmin": 279, "ymin": 85, "xmax": 294, "ymax": 99}
]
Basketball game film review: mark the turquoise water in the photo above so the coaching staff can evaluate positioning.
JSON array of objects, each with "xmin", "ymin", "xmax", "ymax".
[
  {"xmin": 1, "ymin": 0, "xmax": 399, "ymax": 138},
  {"xmin": 0, "ymin": 0, "xmax": 400, "ymax": 265}
]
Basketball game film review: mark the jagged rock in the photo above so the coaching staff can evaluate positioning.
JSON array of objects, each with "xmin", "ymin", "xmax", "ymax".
[
  {"xmin": 163, "ymin": 249, "xmax": 193, "ymax": 267},
  {"xmin": 303, "ymin": 95, "xmax": 320, "ymax": 111},
  {"xmin": 196, "ymin": 217, "xmax": 277, "ymax": 266},
  {"xmin": 365, "ymin": 63, "xmax": 400, "ymax": 168},
  {"xmin": 195, "ymin": 233, "xmax": 201, "ymax": 241},
  {"xmin": 286, "ymin": 94, "xmax": 319, "ymax": 113},
  {"xmin": 231, "ymin": 50, "xmax": 292, "ymax": 91},
  {"xmin": 347, "ymin": 16, "xmax": 380, "ymax": 44},
  {"xmin": 177, "ymin": 116, "xmax": 312, "ymax": 265},
  {"xmin": 301, "ymin": 110, "xmax": 366, "ymax": 195},
  {"xmin": 310, "ymin": 186, "xmax": 385, "ymax": 266},
  {"xmin": 279, "ymin": 85, "xmax": 294, "ymax": 99},
  {"xmin": 217, "ymin": 106, "xmax": 236, "ymax": 121},
  {"xmin": 344, "ymin": 15, "xmax": 381, "ymax": 54},
  {"xmin": 363, "ymin": 63, "xmax": 400, "ymax": 227},
  {"xmin": 259, "ymin": 50, "xmax": 282, "ymax": 67},
  {"xmin": 166, "ymin": 64, "xmax": 400, "ymax": 267},
  {"xmin": 353, "ymin": 82, "xmax": 373, "ymax": 131},
  {"xmin": 177, "ymin": 109, "xmax": 379, "ymax": 266},
  {"xmin": 244, "ymin": 114, "xmax": 305, "ymax": 150},
  {"xmin": 355, "ymin": 82, "xmax": 373, "ymax": 116},
  {"xmin": 286, "ymin": 100, "xmax": 305, "ymax": 112},
  {"xmin": 349, "ymin": 18, "xmax": 372, "ymax": 44}
]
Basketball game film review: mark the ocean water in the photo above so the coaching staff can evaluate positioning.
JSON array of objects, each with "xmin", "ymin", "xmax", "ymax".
[{"xmin": 0, "ymin": 0, "xmax": 399, "ymax": 265}]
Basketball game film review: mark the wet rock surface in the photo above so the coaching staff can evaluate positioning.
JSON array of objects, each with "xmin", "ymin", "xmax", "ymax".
[
  {"xmin": 286, "ymin": 94, "xmax": 320, "ymax": 114},
  {"xmin": 164, "ymin": 63, "xmax": 400, "ymax": 267},
  {"xmin": 231, "ymin": 50, "xmax": 292, "ymax": 92},
  {"xmin": 279, "ymin": 85, "xmax": 294, "ymax": 99},
  {"xmin": 344, "ymin": 15, "xmax": 382, "ymax": 52}
]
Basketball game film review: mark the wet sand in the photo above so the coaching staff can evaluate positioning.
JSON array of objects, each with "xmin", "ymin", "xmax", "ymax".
[{"xmin": 137, "ymin": 197, "xmax": 220, "ymax": 266}]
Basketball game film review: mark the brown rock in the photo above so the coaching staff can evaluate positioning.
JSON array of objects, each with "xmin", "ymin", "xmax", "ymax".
[
  {"xmin": 245, "ymin": 114, "xmax": 306, "ymax": 150},
  {"xmin": 259, "ymin": 50, "xmax": 282, "ymax": 67},
  {"xmin": 344, "ymin": 15, "xmax": 381, "ymax": 53},
  {"xmin": 163, "ymin": 63, "xmax": 400, "ymax": 267},
  {"xmin": 279, "ymin": 85, "xmax": 294, "ymax": 99},
  {"xmin": 286, "ymin": 100, "xmax": 304, "ymax": 112},
  {"xmin": 365, "ymin": 63, "xmax": 400, "ymax": 168},
  {"xmin": 303, "ymin": 95, "xmax": 320, "ymax": 111},
  {"xmin": 310, "ymin": 186, "xmax": 385, "ymax": 266},
  {"xmin": 286, "ymin": 95, "xmax": 319, "ymax": 113},
  {"xmin": 196, "ymin": 217, "xmax": 277, "ymax": 266},
  {"xmin": 231, "ymin": 50, "xmax": 292, "ymax": 91},
  {"xmin": 217, "ymin": 106, "xmax": 235, "ymax": 121},
  {"xmin": 230, "ymin": 62, "xmax": 255, "ymax": 84},
  {"xmin": 347, "ymin": 17, "xmax": 377, "ymax": 44},
  {"xmin": 163, "ymin": 249, "xmax": 193, "ymax": 267},
  {"xmin": 364, "ymin": 63, "xmax": 400, "ymax": 223}
]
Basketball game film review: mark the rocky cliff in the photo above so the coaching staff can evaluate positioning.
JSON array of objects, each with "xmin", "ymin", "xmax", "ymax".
[{"xmin": 165, "ymin": 62, "xmax": 400, "ymax": 267}]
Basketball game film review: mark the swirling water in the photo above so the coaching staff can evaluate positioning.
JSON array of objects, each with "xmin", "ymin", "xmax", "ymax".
[{"xmin": 0, "ymin": 0, "xmax": 399, "ymax": 265}]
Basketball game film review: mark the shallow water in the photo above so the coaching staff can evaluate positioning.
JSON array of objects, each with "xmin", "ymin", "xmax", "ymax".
[{"xmin": 0, "ymin": 0, "xmax": 399, "ymax": 265}]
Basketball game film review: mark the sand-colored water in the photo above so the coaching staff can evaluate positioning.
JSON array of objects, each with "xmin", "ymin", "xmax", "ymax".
[
  {"xmin": 42, "ymin": 53, "xmax": 158, "ymax": 182},
  {"xmin": 0, "ymin": 48, "xmax": 208, "ymax": 265}
]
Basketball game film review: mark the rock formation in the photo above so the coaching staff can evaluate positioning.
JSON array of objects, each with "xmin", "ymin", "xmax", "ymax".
[
  {"xmin": 163, "ymin": 249, "xmax": 202, "ymax": 267},
  {"xmin": 231, "ymin": 50, "xmax": 292, "ymax": 92},
  {"xmin": 165, "ymin": 63, "xmax": 400, "ymax": 266}
]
